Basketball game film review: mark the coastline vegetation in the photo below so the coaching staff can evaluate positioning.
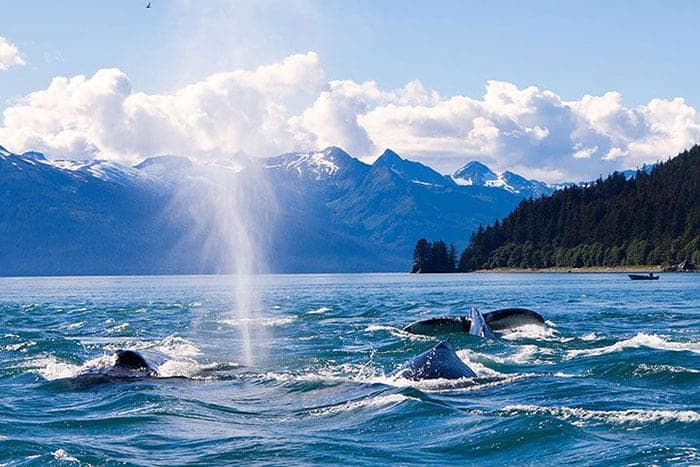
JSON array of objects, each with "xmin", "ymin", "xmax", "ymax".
[{"xmin": 413, "ymin": 146, "xmax": 699, "ymax": 272}]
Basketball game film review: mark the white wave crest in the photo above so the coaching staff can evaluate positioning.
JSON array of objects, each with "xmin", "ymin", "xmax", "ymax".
[
  {"xmin": 29, "ymin": 354, "xmax": 115, "ymax": 380},
  {"xmin": 2, "ymin": 340, "xmax": 36, "ymax": 352},
  {"xmin": 308, "ymin": 393, "xmax": 409, "ymax": 417},
  {"xmin": 464, "ymin": 345, "xmax": 555, "ymax": 365},
  {"xmin": 154, "ymin": 335, "xmax": 202, "ymax": 358},
  {"xmin": 580, "ymin": 332, "xmax": 601, "ymax": 341},
  {"xmin": 363, "ymin": 324, "xmax": 433, "ymax": 341},
  {"xmin": 106, "ymin": 322, "xmax": 130, "ymax": 333},
  {"xmin": 499, "ymin": 325, "xmax": 562, "ymax": 342},
  {"xmin": 307, "ymin": 306, "xmax": 331, "ymax": 315},
  {"xmin": 52, "ymin": 449, "xmax": 80, "ymax": 463},
  {"xmin": 501, "ymin": 404, "xmax": 700, "ymax": 426},
  {"xmin": 566, "ymin": 333, "xmax": 700, "ymax": 359}
]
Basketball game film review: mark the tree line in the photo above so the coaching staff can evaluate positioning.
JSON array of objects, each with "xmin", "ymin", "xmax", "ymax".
[
  {"xmin": 412, "ymin": 145, "xmax": 700, "ymax": 272},
  {"xmin": 411, "ymin": 239, "xmax": 458, "ymax": 273}
]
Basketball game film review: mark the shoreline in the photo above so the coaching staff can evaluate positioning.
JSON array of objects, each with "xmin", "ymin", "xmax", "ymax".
[{"xmin": 474, "ymin": 266, "xmax": 671, "ymax": 273}]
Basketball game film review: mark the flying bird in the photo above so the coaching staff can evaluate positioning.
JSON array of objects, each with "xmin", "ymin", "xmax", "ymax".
[{"xmin": 146, "ymin": 2, "xmax": 151, "ymax": 8}]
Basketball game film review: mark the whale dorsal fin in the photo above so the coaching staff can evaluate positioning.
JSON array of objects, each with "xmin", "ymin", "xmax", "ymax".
[{"xmin": 469, "ymin": 307, "xmax": 494, "ymax": 339}]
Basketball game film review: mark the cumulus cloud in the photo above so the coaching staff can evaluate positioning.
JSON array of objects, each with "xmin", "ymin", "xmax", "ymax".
[
  {"xmin": 0, "ymin": 51, "xmax": 698, "ymax": 181},
  {"xmin": 0, "ymin": 36, "xmax": 25, "ymax": 71},
  {"xmin": 0, "ymin": 52, "xmax": 323, "ymax": 161}
]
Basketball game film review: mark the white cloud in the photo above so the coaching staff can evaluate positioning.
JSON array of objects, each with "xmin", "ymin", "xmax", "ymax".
[
  {"xmin": 0, "ymin": 52, "xmax": 323, "ymax": 161},
  {"xmin": 0, "ymin": 51, "xmax": 698, "ymax": 181},
  {"xmin": 0, "ymin": 36, "xmax": 26, "ymax": 71}
]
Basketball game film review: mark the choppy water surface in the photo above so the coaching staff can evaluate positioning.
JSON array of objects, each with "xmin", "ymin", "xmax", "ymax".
[{"xmin": 1, "ymin": 273, "xmax": 698, "ymax": 465}]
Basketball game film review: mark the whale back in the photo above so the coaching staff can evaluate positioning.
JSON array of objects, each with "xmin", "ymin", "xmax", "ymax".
[
  {"xmin": 395, "ymin": 341, "xmax": 477, "ymax": 380},
  {"xmin": 111, "ymin": 350, "xmax": 158, "ymax": 377}
]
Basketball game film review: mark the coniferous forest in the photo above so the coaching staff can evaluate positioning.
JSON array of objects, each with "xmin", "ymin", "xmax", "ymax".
[{"xmin": 413, "ymin": 146, "xmax": 700, "ymax": 272}]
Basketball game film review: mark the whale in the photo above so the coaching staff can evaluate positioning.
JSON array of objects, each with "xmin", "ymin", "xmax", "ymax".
[
  {"xmin": 468, "ymin": 307, "xmax": 495, "ymax": 338},
  {"xmin": 111, "ymin": 349, "xmax": 159, "ymax": 377},
  {"xmin": 403, "ymin": 307, "xmax": 545, "ymax": 337},
  {"xmin": 72, "ymin": 349, "xmax": 159, "ymax": 383},
  {"xmin": 393, "ymin": 341, "xmax": 477, "ymax": 380}
]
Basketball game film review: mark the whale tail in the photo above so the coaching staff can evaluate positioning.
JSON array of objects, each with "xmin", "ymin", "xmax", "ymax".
[
  {"xmin": 468, "ymin": 307, "xmax": 494, "ymax": 338},
  {"xmin": 402, "ymin": 308, "xmax": 545, "ymax": 336},
  {"xmin": 482, "ymin": 308, "xmax": 545, "ymax": 331}
]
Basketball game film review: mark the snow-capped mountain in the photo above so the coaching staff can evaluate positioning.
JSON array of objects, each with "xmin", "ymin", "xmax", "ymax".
[
  {"xmin": 452, "ymin": 161, "xmax": 556, "ymax": 198},
  {"xmin": 452, "ymin": 161, "xmax": 498, "ymax": 186},
  {"xmin": 263, "ymin": 146, "xmax": 368, "ymax": 182},
  {"xmin": 0, "ymin": 144, "xmax": 613, "ymax": 274},
  {"xmin": 372, "ymin": 149, "xmax": 451, "ymax": 187}
]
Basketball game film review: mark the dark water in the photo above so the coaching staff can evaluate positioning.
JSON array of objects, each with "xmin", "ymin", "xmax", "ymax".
[{"xmin": 0, "ymin": 273, "xmax": 698, "ymax": 465}]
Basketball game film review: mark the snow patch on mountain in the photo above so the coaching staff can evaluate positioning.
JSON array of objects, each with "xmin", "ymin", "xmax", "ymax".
[
  {"xmin": 452, "ymin": 161, "xmax": 555, "ymax": 197},
  {"xmin": 263, "ymin": 146, "xmax": 359, "ymax": 180}
]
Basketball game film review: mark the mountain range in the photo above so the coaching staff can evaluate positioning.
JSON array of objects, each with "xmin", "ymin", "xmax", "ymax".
[{"xmin": 0, "ymin": 143, "xmax": 562, "ymax": 274}]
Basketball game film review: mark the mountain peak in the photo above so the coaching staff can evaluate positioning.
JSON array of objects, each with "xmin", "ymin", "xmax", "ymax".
[
  {"xmin": 21, "ymin": 151, "xmax": 47, "ymax": 161},
  {"xmin": 135, "ymin": 155, "xmax": 193, "ymax": 170},
  {"xmin": 452, "ymin": 161, "xmax": 497, "ymax": 186},
  {"xmin": 321, "ymin": 146, "xmax": 354, "ymax": 163},
  {"xmin": 373, "ymin": 149, "xmax": 452, "ymax": 187},
  {"xmin": 264, "ymin": 147, "xmax": 368, "ymax": 181},
  {"xmin": 374, "ymin": 148, "xmax": 403, "ymax": 165}
]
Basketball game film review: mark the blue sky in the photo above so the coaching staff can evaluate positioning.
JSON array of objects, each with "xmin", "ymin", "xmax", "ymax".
[
  {"xmin": 0, "ymin": 0, "xmax": 698, "ymax": 181},
  {"xmin": 2, "ymin": 0, "xmax": 698, "ymax": 107}
]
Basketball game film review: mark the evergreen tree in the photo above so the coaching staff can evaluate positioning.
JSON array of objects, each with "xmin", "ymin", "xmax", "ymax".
[
  {"xmin": 412, "ymin": 238, "xmax": 431, "ymax": 273},
  {"xmin": 455, "ymin": 146, "xmax": 700, "ymax": 270}
]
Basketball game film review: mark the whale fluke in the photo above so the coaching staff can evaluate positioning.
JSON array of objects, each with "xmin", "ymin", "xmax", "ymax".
[
  {"xmin": 402, "ymin": 316, "xmax": 470, "ymax": 335},
  {"xmin": 468, "ymin": 307, "xmax": 494, "ymax": 338},
  {"xmin": 402, "ymin": 308, "xmax": 545, "ymax": 337},
  {"xmin": 482, "ymin": 308, "xmax": 545, "ymax": 331},
  {"xmin": 393, "ymin": 341, "xmax": 476, "ymax": 380}
]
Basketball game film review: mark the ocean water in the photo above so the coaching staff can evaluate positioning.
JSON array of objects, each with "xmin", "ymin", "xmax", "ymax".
[{"xmin": 0, "ymin": 273, "xmax": 698, "ymax": 466}]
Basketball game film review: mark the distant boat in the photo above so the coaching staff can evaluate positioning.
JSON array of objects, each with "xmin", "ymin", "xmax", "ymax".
[{"xmin": 628, "ymin": 273, "xmax": 659, "ymax": 280}]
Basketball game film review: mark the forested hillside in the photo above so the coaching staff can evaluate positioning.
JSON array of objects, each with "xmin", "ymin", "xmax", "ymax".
[{"xmin": 455, "ymin": 146, "xmax": 700, "ymax": 270}]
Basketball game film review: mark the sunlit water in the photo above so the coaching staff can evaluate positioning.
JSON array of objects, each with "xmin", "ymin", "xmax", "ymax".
[{"xmin": 0, "ymin": 273, "xmax": 698, "ymax": 465}]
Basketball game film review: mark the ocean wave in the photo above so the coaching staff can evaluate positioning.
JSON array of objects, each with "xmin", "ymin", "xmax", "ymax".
[
  {"xmin": 580, "ymin": 332, "xmax": 601, "ymax": 341},
  {"xmin": 52, "ymin": 449, "xmax": 80, "ymax": 463},
  {"xmin": 2, "ymin": 340, "xmax": 36, "ymax": 352},
  {"xmin": 461, "ymin": 345, "xmax": 555, "ymax": 365},
  {"xmin": 501, "ymin": 404, "xmax": 700, "ymax": 426},
  {"xmin": 29, "ymin": 354, "xmax": 113, "ymax": 380},
  {"xmin": 307, "ymin": 393, "xmax": 409, "ymax": 417},
  {"xmin": 363, "ymin": 324, "xmax": 433, "ymax": 341},
  {"xmin": 307, "ymin": 306, "xmax": 331, "ymax": 315},
  {"xmin": 106, "ymin": 322, "xmax": 130, "ymax": 333},
  {"xmin": 499, "ymin": 325, "xmax": 564, "ymax": 342},
  {"xmin": 566, "ymin": 333, "xmax": 700, "ymax": 359}
]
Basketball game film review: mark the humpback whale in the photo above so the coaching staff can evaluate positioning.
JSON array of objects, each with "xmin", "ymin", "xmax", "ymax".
[
  {"xmin": 111, "ymin": 349, "xmax": 159, "ymax": 377},
  {"xmin": 73, "ymin": 349, "xmax": 159, "ymax": 382},
  {"xmin": 393, "ymin": 341, "xmax": 477, "ymax": 380},
  {"xmin": 403, "ymin": 307, "xmax": 545, "ymax": 337}
]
